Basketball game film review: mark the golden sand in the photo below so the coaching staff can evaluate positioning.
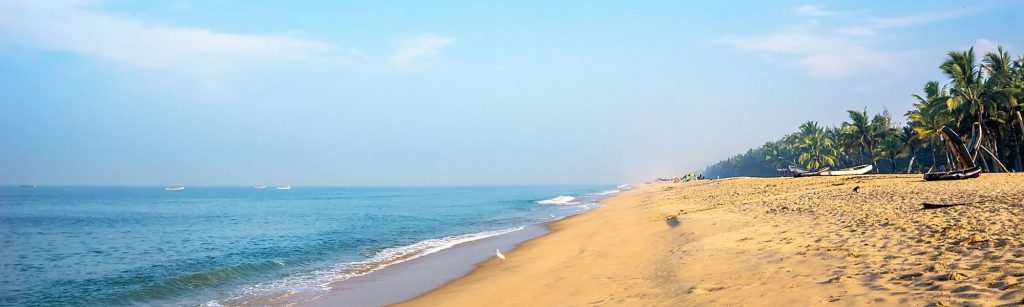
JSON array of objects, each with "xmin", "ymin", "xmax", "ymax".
[{"xmin": 398, "ymin": 174, "xmax": 1024, "ymax": 306}]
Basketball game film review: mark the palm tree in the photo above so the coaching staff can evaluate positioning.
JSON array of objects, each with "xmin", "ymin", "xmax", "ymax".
[
  {"xmin": 877, "ymin": 131, "xmax": 907, "ymax": 173},
  {"xmin": 907, "ymin": 81, "xmax": 954, "ymax": 172},
  {"xmin": 824, "ymin": 125, "xmax": 852, "ymax": 167},
  {"xmin": 900, "ymin": 125, "xmax": 919, "ymax": 173},
  {"xmin": 941, "ymin": 48, "xmax": 990, "ymax": 130},
  {"xmin": 702, "ymin": 47, "xmax": 1024, "ymax": 177},
  {"xmin": 983, "ymin": 47, "xmax": 1024, "ymax": 170},
  {"xmin": 843, "ymin": 109, "xmax": 874, "ymax": 165},
  {"xmin": 764, "ymin": 141, "xmax": 788, "ymax": 169},
  {"xmin": 795, "ymin": 121, "xmax": 837, "ymax": 170},
  {"xmin": 871, "ymin": 109, "xmax": 899, "ymax": 172}
]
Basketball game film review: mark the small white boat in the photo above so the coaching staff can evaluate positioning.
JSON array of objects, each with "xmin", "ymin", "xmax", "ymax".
[
  {"xmin": 276, "ymin": 185, "xmax": 291, "ymax": 190},
  {"xmin": 254, "ymin": 185, "xmax": 267, "ymax": 189},
  {"xmin": 820, "ymin": 164, "xmax": 873, "ymax": 176},
  {"xmin": 793, "ymin": 164, "xmax": 873, "ymax": 177},
  {"xmin": 165, "ymin": 187, "xmax": 185, "ymax": 191}
]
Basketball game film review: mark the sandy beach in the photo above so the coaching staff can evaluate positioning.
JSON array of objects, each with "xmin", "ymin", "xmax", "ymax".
[{"xmin": 399, "ymin": 174, "xmax": 1024, "ymax": 306}]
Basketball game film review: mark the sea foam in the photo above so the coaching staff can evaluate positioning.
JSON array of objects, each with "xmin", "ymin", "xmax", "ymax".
[
  {"xmin": 535, "ymin": 195, "xmax": 577, "ymax": 205},
  {"xmin": 205, "ymin": 227, "xmax": 525, "ymax": 306}
]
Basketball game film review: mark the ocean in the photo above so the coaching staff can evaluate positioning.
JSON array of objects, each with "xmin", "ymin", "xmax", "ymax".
[{"xmin": 0, "ymin": 185, "xmax": 620, "ymax": 306}]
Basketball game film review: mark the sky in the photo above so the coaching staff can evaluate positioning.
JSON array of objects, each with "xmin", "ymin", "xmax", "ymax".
[{"xmin": 1, "ymin": 0, "xmax": 1022, "ymax": 186}]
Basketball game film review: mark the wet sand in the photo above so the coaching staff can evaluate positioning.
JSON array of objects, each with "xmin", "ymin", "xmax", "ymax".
[
  {"xmin": 399, "ymin": 174, "xmax": 1024, "ymax": 306},
  {"xmin": 303, "ymin": 225, "xmax": 549, "ymax": 307}
]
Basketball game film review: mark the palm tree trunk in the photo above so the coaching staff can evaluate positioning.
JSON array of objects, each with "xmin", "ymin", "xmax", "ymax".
[
  {"xmin": 978, "ymin": 149, "xmax": 991, "ymax": 171},
  {"xmin": 1016, "ymin": 111, "xmax": 1024, "ymax": 140},
  {"xmin": 867, "ymin": 144, "xmax": 879, "ymax": 173},
  {"xmin": 1016, "ymin": 142, "xmax": 1023, "ymax": 172},
  {"xmin": 1015, "ymin": 112, "xmax": 1024, "ymax": 170},
  {"xmin": 929, "ymin": 139, "xmax": 938, "ymax": 173}
]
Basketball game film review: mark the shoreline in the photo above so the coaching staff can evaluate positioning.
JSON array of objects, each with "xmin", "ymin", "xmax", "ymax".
[
  {"xmin": 301, "ymin": 192, "xmax": 620, "ymax": 306},
  {"xmin": 302, "ymin": 224, "xmax": 552, "ymax": 307},
  {"xmin": 397, "ymin": 174, "xmax": 1024, "ymax": 306}
]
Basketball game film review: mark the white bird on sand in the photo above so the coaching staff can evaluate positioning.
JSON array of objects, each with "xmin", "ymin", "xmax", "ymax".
[{"xmin": 495, "ymin": 249, "xmax": 506, "ymax": 264}]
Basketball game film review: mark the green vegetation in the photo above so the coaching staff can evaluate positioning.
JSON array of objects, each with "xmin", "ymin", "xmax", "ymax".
[{"xmin": 705, "ymin": 46, "xmax": 1024, "ymax": 178}]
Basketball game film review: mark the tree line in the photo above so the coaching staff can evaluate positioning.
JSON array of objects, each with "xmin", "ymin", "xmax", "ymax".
[{"xmin": 704, "ymin": 46, "xmax": 1024, "ymax": 178}]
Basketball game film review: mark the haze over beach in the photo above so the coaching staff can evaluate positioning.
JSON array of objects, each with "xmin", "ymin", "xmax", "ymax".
[{"xmin": 2, "ymin": 1, "xmax": 1024, "ymax": 306}]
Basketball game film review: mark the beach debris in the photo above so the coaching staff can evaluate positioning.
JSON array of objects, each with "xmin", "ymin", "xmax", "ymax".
[
  {"xmin": 688, "ymin": 287, "xmax": 708, "ymax": 294},
  {"xmin": 922, "ymin": 202, "xmax": 970, "ymax": 209},
  {"xmin": 929, "ymin": 262, "xmax": 947, "ymax": 272},
  {"xmin": 829, "ymin": 275, "xmax": 851, "ymax": 283},
  {"xmin": 664, "ymin": 215, "xmax": 680, "ymax": 228},
  {"xmin": 929, "ymin": 301, "xmax": 951, "ymax": 307},
  {"xmin": 852, "ymin": 186, "xmax": 860, "ymax": 193},
  {"xmin": 945, "ymin": 272, "xmax": 969, "ymax": 281}
]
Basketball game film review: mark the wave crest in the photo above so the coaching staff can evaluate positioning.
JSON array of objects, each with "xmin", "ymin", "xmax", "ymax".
[
  {"xmin": 535, "ymin": 196, "xmax": 576, "ymax": 205},
  {"xmin": 206, "ymin": 227, "xmax": 524, "ymax": 306}
]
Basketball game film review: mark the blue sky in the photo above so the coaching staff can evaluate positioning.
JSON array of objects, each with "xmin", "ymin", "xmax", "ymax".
[{"xmin": 1, "ymin": 0, "xmax": 1022, "ymax": 185}]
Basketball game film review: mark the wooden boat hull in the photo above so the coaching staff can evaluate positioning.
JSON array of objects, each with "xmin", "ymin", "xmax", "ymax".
[
  {"xmin": 941, "ymin": 127, "xmax": 976, "ymax": 169},
  {"xmin": 923, "ymin": 166, "xmax": 982, "ymax": 181}
]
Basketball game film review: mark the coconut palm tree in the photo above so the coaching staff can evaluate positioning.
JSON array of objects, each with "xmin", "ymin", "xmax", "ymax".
[
  {"xmin": 877, "ymin": 130, "xmax": 907, "ymax": 173},
  {"xmin": 900, "ymin": 125, "xmax": 919, "ymax": 173},
  {"xmin": 843, "ymin": 109, "xmax": 874, "ymax": 165},
  {"xmin": 796, "ymin": 121, "xmax": 837, "ymax": 170},
  {"xmin": 983, "ymin": 47, "xmax": 1024, "ymax": 170},
  {"xmin": 824, "ymin": 125, "xmax": 852, "ymax": 167},
  {"xmin": 907, "ymin": 81, "xmax": 954, "ymax": 172},
  {"xmin": 702, "ymin": 47, "xmax": 1024, "ymax": 178},
  {"xmin": 764, "ymin": 141, "xmax": 789, "ymax": 169},
  {"xmin": 942, "ymin": 48, "xmax": 1002, "ymax": 153}
]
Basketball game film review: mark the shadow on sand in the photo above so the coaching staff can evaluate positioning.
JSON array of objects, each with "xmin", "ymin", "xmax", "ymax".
[{"xmin": 665, "ymin": 215, "xmax": 680, "ymax": 228}]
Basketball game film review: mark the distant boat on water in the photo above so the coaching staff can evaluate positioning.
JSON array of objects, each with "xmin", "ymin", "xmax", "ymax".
[
  {"xmin": 165, "ymin": 187, "xmax": 185, "ymax": 191},
  {"xmin": 20, "ymin": 184, "xmax": 37, "ymax": 188},
  {"xmin": 276, "ymin": 185, "xmax": 291, "ymax": 190},
  {"xmin": 254, "ymin": 185, "xmax": 267, "ymax": 189}
]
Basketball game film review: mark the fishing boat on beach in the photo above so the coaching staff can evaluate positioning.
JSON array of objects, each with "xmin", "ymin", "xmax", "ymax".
[
  {"xmin": 165, "ymin": 187, "xmax": 185, "ymax": 191},
  {"xmin": 793, "ymin": 164, "xmax": 873, "ymax": 177}
]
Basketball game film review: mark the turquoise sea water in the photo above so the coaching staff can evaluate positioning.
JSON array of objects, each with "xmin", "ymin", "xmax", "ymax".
[{"xmin": 0, "ymin": 185, "xmax": 618, "ymax": 306}]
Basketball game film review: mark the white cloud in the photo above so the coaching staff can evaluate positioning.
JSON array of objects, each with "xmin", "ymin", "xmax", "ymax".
[
  {"xmin": 0, "ymin": 0, "xmax": 334, "ymax": 70},
  {"xmin": 388, "ymin": 34, "xmax": 454, "ymax": 71},
  {"xmin": 795, "ymin": 5, "xmax": 841, "ymax": 17},
  {"xmin": 973, "ymin": 38, "xmax": 1000, "ymax": 56},
  {"xmin": 835, "ymin": 8, "xmax": 973, "ymax": 38},
  {"xmin": 723, "ymin": 30, "xmax": 901, "ymax": 78},
  {"xmin": 724, "ymin": 6, "xmax": 979, "ymax": 78},
  {"xmin": 866, "ymin": 8, "xmax": 972, "ymax": 29},
  {"xmin": 797, "ymin": 47, "xmax": 902, "ymax": 77}
]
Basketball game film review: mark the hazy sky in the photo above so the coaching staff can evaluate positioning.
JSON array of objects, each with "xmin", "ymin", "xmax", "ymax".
[{"xmin": 1, "ymin": 0, "xmax": 1022, "ymax": 186}]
